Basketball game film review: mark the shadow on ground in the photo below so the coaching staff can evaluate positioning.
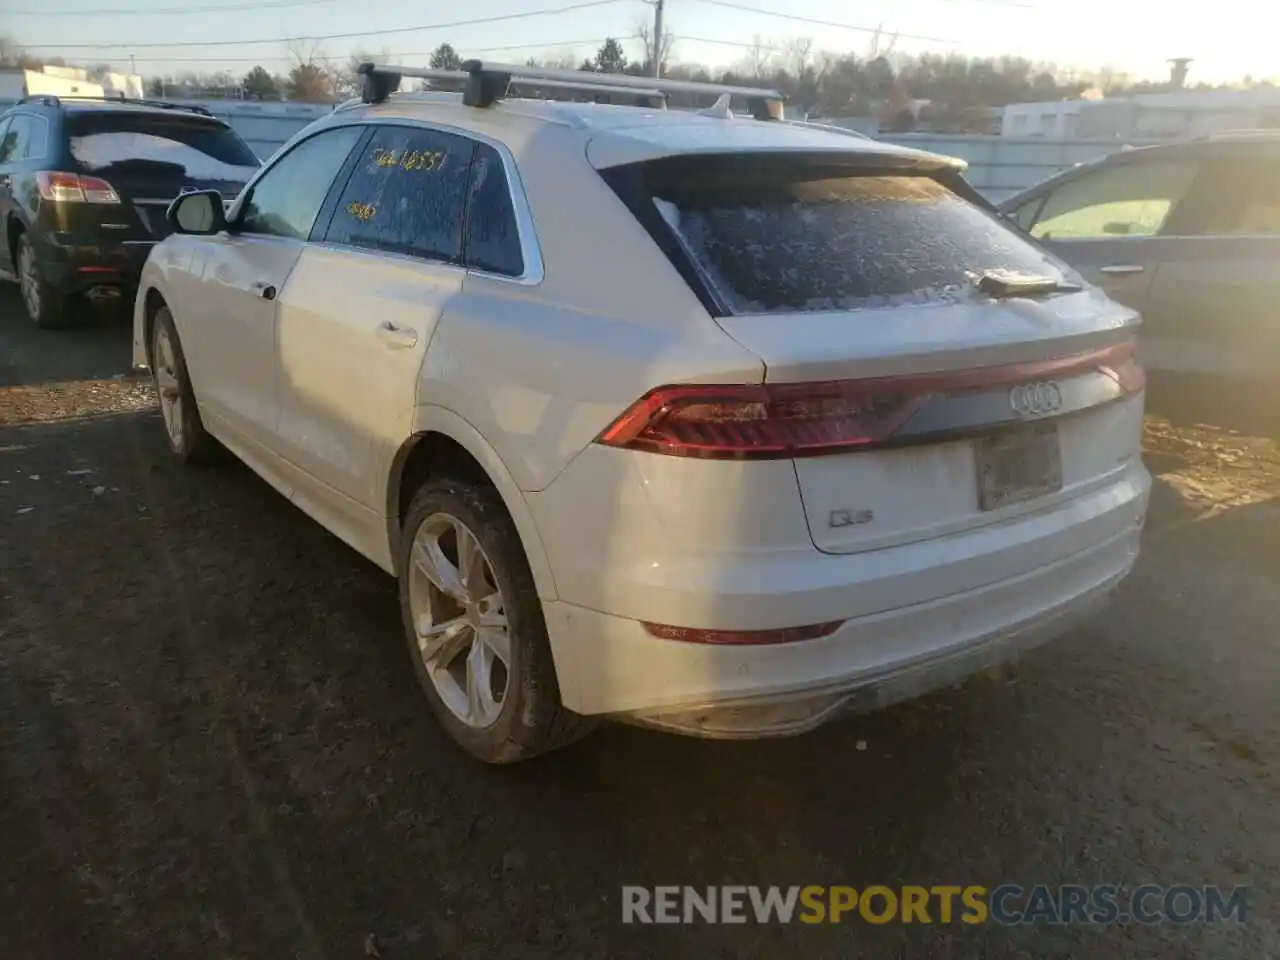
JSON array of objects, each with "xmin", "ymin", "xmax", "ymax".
[
  {"xmin": 0, "ymin": 408, "xmax": 1276, "ymax": 959},
  {"xmin": 0, "ymin": 287, "xmax": 134, "ymax": 390},
  {"xmin": 1145, "ymin": 371, "xmax": 1280, "ymax": 440}
]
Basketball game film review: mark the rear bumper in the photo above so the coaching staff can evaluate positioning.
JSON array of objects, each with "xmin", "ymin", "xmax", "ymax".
[
  {"xmin": 540, "ymin": 466, "xmax": 1148, "ymax": 731},
  {"xmin": 35, "ymin": 234, "xmax": 154, "ymax": 296}
]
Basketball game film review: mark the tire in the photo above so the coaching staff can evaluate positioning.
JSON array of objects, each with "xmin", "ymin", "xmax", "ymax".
[
  {"xmin": 150, "ymin": 306, "xmax": 214, "ymax": 464},
  {"xmin": 398, "ymin": 477, "xmax": 596, "ymax": 763},
  {"xmin": 16, "ymin": 234, "xmax": 74, "ymax": 329}
]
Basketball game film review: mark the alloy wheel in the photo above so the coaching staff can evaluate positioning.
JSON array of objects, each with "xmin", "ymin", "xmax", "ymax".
[
  {"xmin": 18, "ymin": 243, "xmax": 40, "ymax": 321},
  {"xmin": 408, "ymin": 512, "xmax": 511, "ymax": 728},
  {"xmin": 153, "ymin": 326, "xmax": 185, "ymax": 448}
]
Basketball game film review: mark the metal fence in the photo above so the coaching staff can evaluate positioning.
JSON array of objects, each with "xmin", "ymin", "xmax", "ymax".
[{"xmin": 3, "ymin": 96, "xmax": 1147, "ymax": 201}]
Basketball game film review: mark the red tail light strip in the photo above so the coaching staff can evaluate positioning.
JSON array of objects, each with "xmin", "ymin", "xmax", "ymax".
[
  {"xmin": 642, "ymin": 620, "xmax": 844, "ymax": 645},
  {"xmin": 597, "ymin": 339, "xmax": 1142, "ymax": 460}
]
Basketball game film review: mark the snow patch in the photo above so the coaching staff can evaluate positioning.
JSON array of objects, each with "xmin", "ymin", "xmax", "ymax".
[{"xmin": 70, "ymin": 132, "xmax": 259, "ymax": 182}]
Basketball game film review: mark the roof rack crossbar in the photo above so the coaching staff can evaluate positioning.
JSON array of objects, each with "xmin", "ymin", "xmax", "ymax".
[
  {"xmin": 357, "ymin": 60, "xmax": 785, "ymax": 120},
  {"xmin": 369, "ymin": 67, "xmax": 668, "ymax": 107}
]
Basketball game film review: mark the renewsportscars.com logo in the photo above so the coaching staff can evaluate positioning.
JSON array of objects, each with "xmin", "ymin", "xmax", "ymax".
[{"xmin": 622, "ymin": 885, "xmax": 1249, "ymax": 926}]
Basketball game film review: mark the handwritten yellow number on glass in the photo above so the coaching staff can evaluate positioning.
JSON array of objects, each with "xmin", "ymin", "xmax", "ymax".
[{"xmin": 371, "ymin": 146, "xmax": 447, "ymax": 174}]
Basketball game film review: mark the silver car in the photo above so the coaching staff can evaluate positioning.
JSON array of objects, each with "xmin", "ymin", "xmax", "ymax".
[{"xmin": 1000, "ymin": 132, "xmax": 1280, "ymax": 390}]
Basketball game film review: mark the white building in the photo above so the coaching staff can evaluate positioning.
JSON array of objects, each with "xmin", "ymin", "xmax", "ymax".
[
  {"xmin": 1000, "ymin": 98, "xmax": 1092, "ymax": 138},
  {"xmin": 0, "ymin": 66, "xmax": 145, "ymax": 103},
  {"xmin": 1002, "ymin": 87, "xmax": 1280, "ymax": 140}
]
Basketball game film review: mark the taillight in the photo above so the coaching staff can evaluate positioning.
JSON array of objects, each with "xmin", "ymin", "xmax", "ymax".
[
  {"xmin": 1100, "ymin": 350, "xmax": 1146, "ymax": 395},
  {"xmin": 597, "ymin": 338, "xmax": 1143, "ymax": 460},
  {"xmin": 597, "ymin": 382, "xmax": 925, "ymax": 460},
  {"xmin": 36, "ymin": 171, "xmax": 120, "ymax": 204},
  {"xmin": 642, "ymin": 620, "xmax": 844, "ymax": 645}
]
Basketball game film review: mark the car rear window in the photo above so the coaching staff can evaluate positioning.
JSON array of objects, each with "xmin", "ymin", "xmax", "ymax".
[
  {"xmin": 627, "ymin": 158, "xmax": 1067, "ymax": 315},
  {"xmin": 66, "ymin": 112, "xmax": 261, "ymax": 179}
]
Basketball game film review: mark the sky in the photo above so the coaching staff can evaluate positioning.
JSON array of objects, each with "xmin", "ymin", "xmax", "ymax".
[{"xmin": 1, "ymin": 0, "xmax": 1267, "ymax": 86}]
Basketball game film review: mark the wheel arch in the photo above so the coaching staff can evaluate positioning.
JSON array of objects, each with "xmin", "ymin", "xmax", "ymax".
[
  {"xmin": 140, "ymin": 286, "xmax": 170, "ymax": 370},
  {"xmin": 386, "ymin": 406, "xmax": 558, "ymax": 601},
  {"xmin": 5, "ymin": 214, "xmax": 25, "ymax": 273}
]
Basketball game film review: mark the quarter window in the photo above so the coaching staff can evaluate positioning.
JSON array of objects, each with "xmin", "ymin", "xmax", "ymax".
[
  {"xmin": 1011, "ymin": 197, "xmax": 1044, "ymax": 231},
  {"xmin": 17, "ymin": 116, "xmax": 48, "ymax": 160},
  {"xmin": 1183, "ymin": 158, "xmax": 1280, "ymax": 236},
  {"xmin": 1029, "ymin": 159, "xmax": 1199, "ymax": 240},
  {"xmin": 325, "ymin": 125, "xmax": 474, "ymax": 263},
  {"xmin": 239, "ymin": 126, "xmax": 363, "ymax": 240},
  {"xmin": 463, "ymin": 143, "xmax": 524, "ymax": 277}
]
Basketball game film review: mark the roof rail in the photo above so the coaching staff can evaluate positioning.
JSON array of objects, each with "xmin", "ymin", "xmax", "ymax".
[
  {"xmin": 17, "ymin": 94, "xmax": 215, "ymax": 117},
  {"xmin": 357, "ymin": 60, "xmax": 786, "ymax": 120}
]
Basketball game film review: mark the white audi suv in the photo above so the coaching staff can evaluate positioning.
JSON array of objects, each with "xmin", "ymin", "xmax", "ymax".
[{"xmin": 132, "ymin": 62, "xmax": 1150, "ymax": 762}]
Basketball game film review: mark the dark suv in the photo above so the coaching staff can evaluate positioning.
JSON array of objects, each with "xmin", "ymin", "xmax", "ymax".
[
  {"xmin": 999, "ymin": 132, "xmax": 1280, "ymax": 392},
  {"xmin": 0, "ymin": 96, "xmax": 261, "ymax": 328}
]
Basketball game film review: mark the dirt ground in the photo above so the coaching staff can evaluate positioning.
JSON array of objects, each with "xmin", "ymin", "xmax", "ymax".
[{"xmin": 1, "ymin": 291, "xmax": 1277, "ymax": 959}]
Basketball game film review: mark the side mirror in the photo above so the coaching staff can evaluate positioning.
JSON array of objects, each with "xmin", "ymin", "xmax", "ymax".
[{"xmin": 167, "ymin": 190, "xmax": 227, "ymax": 236}]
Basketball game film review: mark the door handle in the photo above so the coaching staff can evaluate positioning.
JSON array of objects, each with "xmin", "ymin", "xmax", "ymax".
[
  {"xmin": 0, "ymin": 175, "xmax": 10, "ymax": 187},
  {"xmin": 376, "ymin": 321, "xmax": 419, "ymax": 349},
  {"xmin": 251, "ymin": 281, "xmax": 277, "ymax": 301},
  {"xmin": 1099, "ymin": 264, "xmax": 1145, "ymax": 276}
]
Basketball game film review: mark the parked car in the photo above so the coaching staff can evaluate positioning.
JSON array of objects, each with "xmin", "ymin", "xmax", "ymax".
[
  {"xmin": 0, "ymin": 96, "xmax": 261, "ymax": 328},
  {"xmin": 132, "ymin": 62, "xmax": 1150, "ymax": 763},
  {"xmin": 1000, "ymin": 132, "xmax": 1280, "ymax": 387}
]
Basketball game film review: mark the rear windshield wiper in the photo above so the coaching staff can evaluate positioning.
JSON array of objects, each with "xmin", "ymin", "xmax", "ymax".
[{"xmin": 975, "ymin": 271, "xmax": 1082, "ymax": 299}]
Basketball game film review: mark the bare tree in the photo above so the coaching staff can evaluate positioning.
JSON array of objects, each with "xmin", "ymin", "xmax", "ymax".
[
  {"xmin": 634, "ymin": 16, "xmax": 674, "ymax": 75},
  {"xmin": 526, "ymin": 51, "xmax": 579, "ymax": 71},
  {"xmin": 334, "ymin": 48, "xmax": 390, "ymax": 99},
  {"xmin": 0, "ymin": 35, "xmax": 25, "ymax": 68},
  {"xmin": 780, "ymin": 37, "xmax": 813, "ymax": 78},
  {"xmin": 739, "ymin": 35, "xmax": 773, "ymax": 78},
  {"xmin": 282, "ymin": 42, "xmax": 334, "ymax": 102}
]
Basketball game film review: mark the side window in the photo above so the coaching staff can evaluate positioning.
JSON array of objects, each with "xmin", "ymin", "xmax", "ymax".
[
  {"xmin": 325, "ymin": 125, "xmax": 474, "ymax": 263},
  {"xmin": 463, "ymin": 143, "xmax": 525, "ymax": 277},
  {"xmin": 0, "ymin": 115, "xmax": 33, "ymax": 164},
  {"xmin": 239, "ymin": 126, "xmax": 364, "ymax": 240},
  {"xmin": 1180, "ymin": 158, "xmax": 1280, "ymax": 237},
  {"xmin": 1029, "ymin": 159, "xmax": 1199, "ymax": 240},
  {"xmin": 0, "ymin": 118, "xmax": 13, "ymax": 164}
]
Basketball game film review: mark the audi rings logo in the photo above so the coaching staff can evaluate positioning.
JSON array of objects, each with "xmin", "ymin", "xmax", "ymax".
[{"xmin": 1009, "ymin": 381, "xmax": 1063, "ymax": 417}]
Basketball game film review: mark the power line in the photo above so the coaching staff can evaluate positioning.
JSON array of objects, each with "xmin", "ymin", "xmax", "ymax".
[
  {"xmin": 687, "ymin": 0, "xmax": 964, "ymax": 41},
  {"xmin": 677, "ymin": 35, "xmax": 788, "ymax": 51},
  {"xmin": 118, "ymin": 36, "xmax": 638, "ymax": 65},
  {"xmin": 10, "ymin": 0, "xmax": 337, "ymax": 15},
  {"xmin": 21, "ymin": 0, "xmax": 630, "ymax": 50}
]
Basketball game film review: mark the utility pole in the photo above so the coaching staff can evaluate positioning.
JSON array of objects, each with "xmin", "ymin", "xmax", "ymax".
[{"xmin": 650, "ymin": 0, "xmax": 664, "ymax": 78}]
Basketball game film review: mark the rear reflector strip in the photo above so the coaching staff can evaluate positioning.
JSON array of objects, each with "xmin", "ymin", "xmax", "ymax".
[
  {"xmin": 642, "ymin": 621, "xmax": 844, "ymax": 645},
  {"xmin": 597, "ymin": 339, "xmax": 1142, "ymax": 460}
]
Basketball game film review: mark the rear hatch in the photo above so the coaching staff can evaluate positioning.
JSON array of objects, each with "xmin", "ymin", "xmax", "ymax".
[
  {"xmin": 596, "ymin": 149, "xmax": 1145, "ymax": 555},
  {"xmin": 65, "ymin": 109, "xmax": 261, "ymax": 241}
]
